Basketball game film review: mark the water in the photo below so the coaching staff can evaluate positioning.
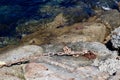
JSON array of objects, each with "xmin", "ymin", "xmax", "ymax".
[
  {"xmin": 0, "ymin": 0, "xmax": 120, "ymax": 37},
  {"xmin": 0, "ymin": 0, "xmax": 47, "ymax": 36}
]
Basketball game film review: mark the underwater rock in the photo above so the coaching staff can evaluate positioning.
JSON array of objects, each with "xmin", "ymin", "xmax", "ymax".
[
  {"xmin": 0, "ymin": 37, "xmax": 20, "ymax": 48},
  {"xmin": 99, "ymin": 10, "xmax": 120, "ymax": 30},
  {"xmin": 63, "ymin": 3, "xmax": 94, "ymax": 24},
  {"xmin": 96, "ymin": 0, "xmax": 119, "ymax": 10}
]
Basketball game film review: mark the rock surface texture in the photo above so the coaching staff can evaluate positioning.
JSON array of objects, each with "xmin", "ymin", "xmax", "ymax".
[
  {"xmin": 0, "ymin": 41, "xmax": 120, "ymax": 80},
  {"xmin": 111, "ymin": 27, "xmax": 120, "ymax": 48}
]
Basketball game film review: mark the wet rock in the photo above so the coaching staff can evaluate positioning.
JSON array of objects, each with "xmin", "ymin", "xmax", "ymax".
[
  {"xmin": 38, "ymin": 5, "xmax": 62, "ymax": 21},
  {"xmin": 46, "ymin": 13, "xmax": 67, "ymax": 29},
  {"xmin": 16, "ymin": 20, "xmax": 41, "ymax": 36},
  {"xmin": 0, "ymin": 45, "xmax": 43, "ymax": 66},
  {"xmin": 0, "ymin": 37, "xmax": 20, "ymax": 48},
  {"xmin": 56, "ymin": 22, "xmax": 107, "ymax": 43},
  {"xmin": 63, "ymin": 4, "xmax": 94, "ymax": 24},
  {"xmin": 60, "ymin": 0, "xmax": 120, "ymax": 11},
  {"xmin": 96, "ymin": 0, "xmax": 119, "ymax": 10},
  {"xmin": 99, "ymin": 10, "xmax": 120, "ymax": 30},
  {"xmin": 21, "ymin": 22, "xmax": 107, "ymax": 45},
  {"xmin": 76, "ymin": 66, "xmax": 109, "ymax": 80},
  {"xmin": 0, "ymin": 75, "xmax": 21, "ymax": 80}
]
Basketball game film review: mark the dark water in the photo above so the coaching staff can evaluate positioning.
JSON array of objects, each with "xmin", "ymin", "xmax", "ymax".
[{"xmin": 0, "ymin": 0, "xmax": 120, "ymax": 37}]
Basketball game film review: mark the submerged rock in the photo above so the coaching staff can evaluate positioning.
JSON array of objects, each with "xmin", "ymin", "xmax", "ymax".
[
  {"xmin": 0, "ymin": 37, "xmax": 20, "ymax": 48},
  {"xmin": 99, "ymin": 10, "xmax": 120, "ymax": 30},
  {"xmin": 23, "ymin": 62, "xmax": 109, "ymax": 80},
  {"xmin": 63, "ymin": 4, "xmax": 94, "ymax": 24},
  {"xmin": 20, "ymin": 19, "xmax": 107, "ymax": 45}
]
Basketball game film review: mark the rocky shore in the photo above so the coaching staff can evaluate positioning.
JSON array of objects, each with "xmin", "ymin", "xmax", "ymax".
[
  {"xmin": 0, "ymin": 0, "xmax": 120, "ymax": 80},
  {"xmin": 0, "ymin": 9, "xmax": 120, "ymax": 79},
  {"xmin": 0, "ymin": 0, "xmax": 120, "ymax": 48}
]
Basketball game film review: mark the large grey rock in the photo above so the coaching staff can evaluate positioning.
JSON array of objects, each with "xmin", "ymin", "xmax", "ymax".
[
  {"xmin": 0, "ymin": 41, "xmax": 115, "ymax": 80},
  {"xmin": 0, "ymin": 45, "xmax": 43, "ymax": 66},
  {"xmin": 63, "ymin": 4, "xmax": 94, "ymax": 24},
  {"xmin": 24, "ymin": 62, "xmax": 109, "ymax": 80},
  {"xmin": 42, "ymin": 42, "xmax": 111, "ymax": 58}
]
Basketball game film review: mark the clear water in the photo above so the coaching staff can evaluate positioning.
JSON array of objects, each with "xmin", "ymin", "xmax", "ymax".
[{"xmin": 0, "ymin": 0, "xmax": 120, "ymax": 37}]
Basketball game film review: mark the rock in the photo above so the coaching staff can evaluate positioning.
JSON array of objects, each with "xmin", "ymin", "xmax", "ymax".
[
  {"xmin": 0, "ymin": 37, "xmax": 20, "ymax": 48},
  {"xmin": 0, "ymin": 41, "xmax": 114, "ymax": 80},
  {"xmin": 21, "ymin": 22, "xmax": 107, "ymax": 45},
  {"xmin": 98, "ymin": 57, "xmax": 120, "ymax": 75},
  {"xmin": 16, "ymin": 20, "xmax": 41, "ymax": 35},
  {"xmin": 0, "ymin": 45, "xmax": 43, "ymax": 67},
  {"xmin": 109, "ymin": 70, "xmax": 120, "ymax": 80},
  {"xmin": 85, "ymin": 42, "xmax": 112, "ymax": 58},
  {"xmin": 46, "ymin": 13, "xmax": 67, "ymax": 29},
  {"xmin": 99, "ymin": 10, "xmax": 120, "ymax": 30},
  {"xmin": 42, "ymin": 42, "xmax": 111, "ymax": 59},
  {"xmin": 63, "ymin": 4, "xmax": 94, "ymax": 24},
  {"xmin": 24, "ymin": 62, "xmax": 75, "ymax": 80},
  {"xmin": 60, "ymin": 0, "xmax": 120, "ymax": 10},
  {"xmin": 24, "ymin": 62, "xmax": 109, "ymax": 80},
  {"xmin": 96, "ymin": 0, "xmax": 119, "ymax": 10},
  {"xmin": 56, "ymin": 22, "xmax": 107, "ymax": 43},
  {"xmin": 111, "ymin": 27, "xmax": 120, "ymax": 48},
  {"xmin": 0, "ymin": 65, "xmax": 25, "ymax": 80}
]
